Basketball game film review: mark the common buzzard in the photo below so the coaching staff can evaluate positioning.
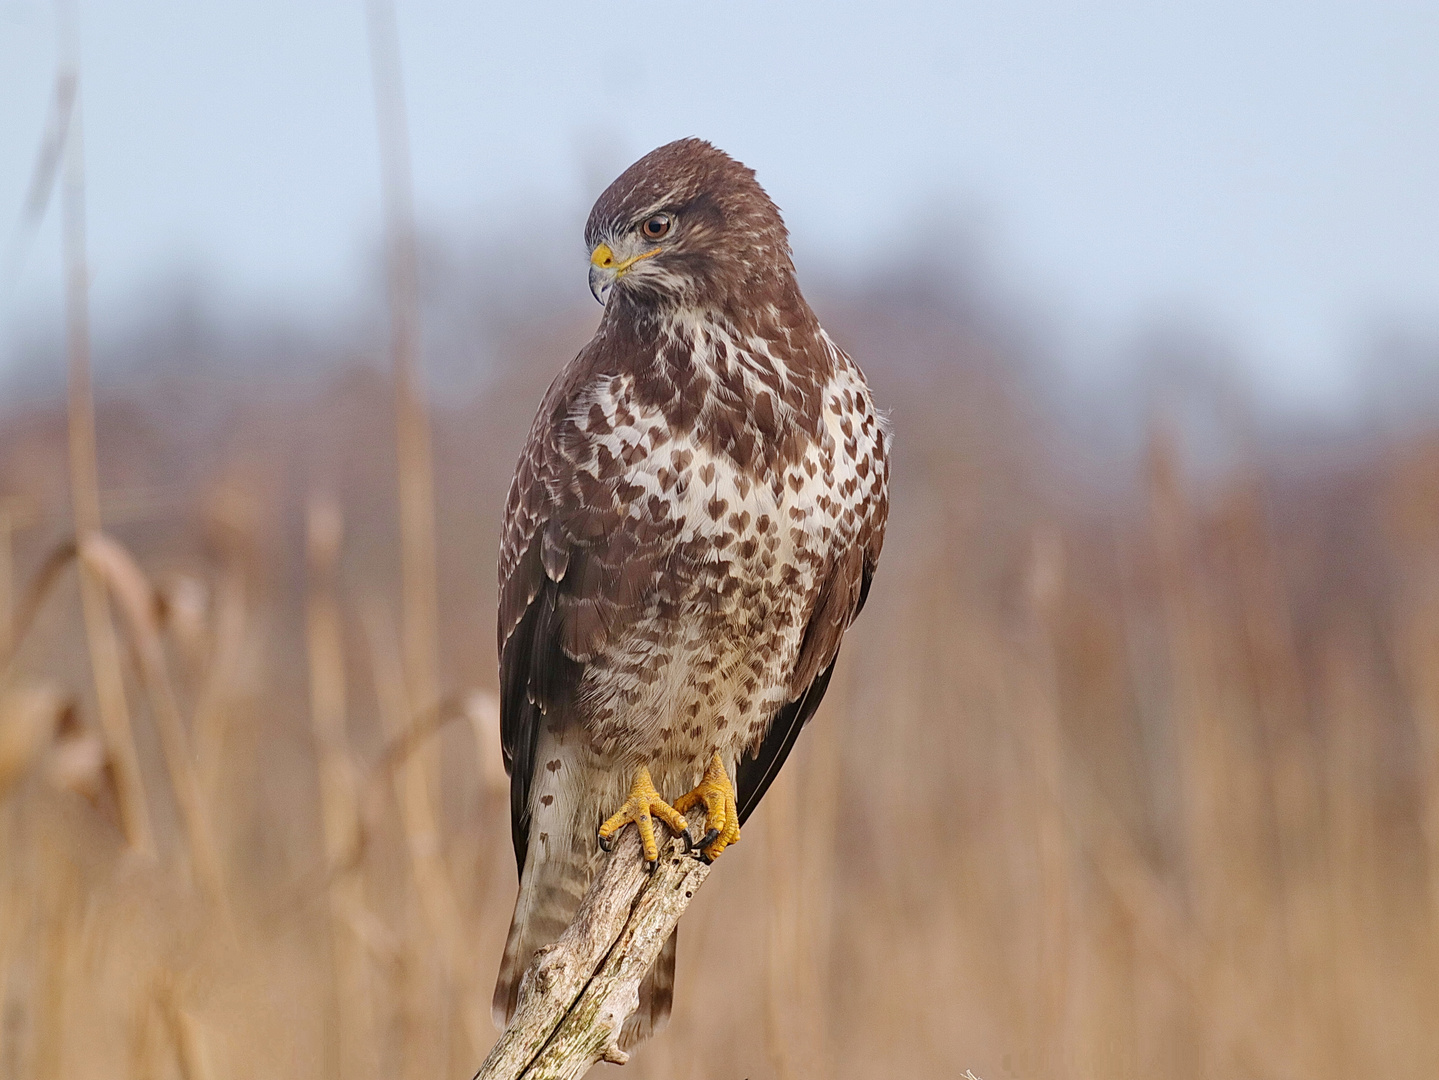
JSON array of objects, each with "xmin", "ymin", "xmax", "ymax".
[{"xmin": 493, "ymin": 138, "xmax": 889, "ymax": 1046}]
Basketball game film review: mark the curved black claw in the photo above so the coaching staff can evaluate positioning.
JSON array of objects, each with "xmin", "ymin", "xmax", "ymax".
[
  {"xmin": 644, "ymin": 858, "xmax": 657, "ymax": 874},
  {"xmin": 678, "ymin": 828, "xmax": 694, "ymax": 854},
  {"xmin": 597, "ymin": 829, "xmax": 614, "ymax": 853},
  {"xmin": 688, "ymin": 827, "xmax": 722, "ymax": 862}
]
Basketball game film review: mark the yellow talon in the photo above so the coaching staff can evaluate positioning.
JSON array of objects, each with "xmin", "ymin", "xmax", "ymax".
[
  {"xmin": 673, "ymin": 753, "xmax": 741, "ymax": 863},
  {"xmin": 597, "ymin": 766, "xmax": 689, "ymax": 869}
]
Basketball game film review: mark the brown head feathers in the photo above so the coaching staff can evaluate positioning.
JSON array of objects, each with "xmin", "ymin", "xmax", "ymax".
[{"xmin": 585, "ymin": 139, "xmax": 798, "ymax": 312}]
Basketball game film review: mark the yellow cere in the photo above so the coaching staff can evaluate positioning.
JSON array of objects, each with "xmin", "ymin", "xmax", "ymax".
[{"xmin": 590, "ymin": 243, "xmax": 662, "ymax": 274}]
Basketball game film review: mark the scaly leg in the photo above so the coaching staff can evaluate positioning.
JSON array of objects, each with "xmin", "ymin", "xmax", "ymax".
[
  {"xmin": 674, "ymin": 753, "xmax": 741, "ymax": 863},
  {"xmin": 598, "ymin": 765, "xmax": 690, "ymax": 871}
]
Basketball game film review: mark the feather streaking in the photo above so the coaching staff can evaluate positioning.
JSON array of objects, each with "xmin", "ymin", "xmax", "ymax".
[{"xmin": 492, "ymin": 138, "xmax": 890, "ymax": 1047}]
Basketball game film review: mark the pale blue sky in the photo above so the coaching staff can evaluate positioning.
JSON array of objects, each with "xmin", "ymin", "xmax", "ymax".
[{"xmin": 2, "ymin": 1, "xmax": 1436, "ymax": 407}]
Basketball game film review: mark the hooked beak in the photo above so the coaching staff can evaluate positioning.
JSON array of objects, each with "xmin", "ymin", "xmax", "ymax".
[
  {"xmin": 588, "ymin": 242, "xmax": 660, "ymax": 305},
  {"xmin": 589, "ymin": 261, "xmax": 612, "ymax": 305}
]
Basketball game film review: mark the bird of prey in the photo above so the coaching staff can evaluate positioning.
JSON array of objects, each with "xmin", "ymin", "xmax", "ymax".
[{"xmin": 492, "ymin": 138, "xmax": 889, "ymax": 1046}]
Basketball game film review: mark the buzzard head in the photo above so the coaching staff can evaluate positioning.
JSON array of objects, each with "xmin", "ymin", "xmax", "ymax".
[{"xmin": 584, "ymin": 139, "xmax": 795, "ymax": 311}]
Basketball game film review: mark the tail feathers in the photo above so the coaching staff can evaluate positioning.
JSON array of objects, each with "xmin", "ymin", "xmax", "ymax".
[
  {"xmin": 492, "ymin": 844, "xmax": 594, "ymax": 1030},
  {"xmin": 490, "ymin": 909, "xmax": 529, "ymax": 1030},
  {"xmin": 620, "ymin": 927, "xmax": 677, "ymax": 1050}
]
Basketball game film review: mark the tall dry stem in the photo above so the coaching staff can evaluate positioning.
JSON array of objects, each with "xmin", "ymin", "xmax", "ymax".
[
  {"xmin": 191, "ymin": 487, "xmax": 258, "ymax": 800},
  {"xmin": 1023, "ymin": 529, "xmax": 1075, "ymax": 1077},
  {"xmin": 365, "ymin": 34, "xmax": 453, "ymax": 1063},
  {"xmin": 1320, "ymin": 623, "xmax": 1383, "ymax": 1074},
  {"xmin": 154, "ymin": 975, "xmax": 217, "ymax": 1080},
  {"xmin": 1144, "ymin": 428, "xmax": 1264, "ymax": 1073},
  {"xmin": 763, "ymin": 768, "xmax": 803, "ymax": 1080},
  {"xmin": 56, "ymin": 1, "xmax": 154, "ymax": 856},
  {"xmin": 31, "ymin": 804, "xmax": 78, "ymax": 1080},
  {"xmin": 1146, "ymin": 432, "xmax": 1224, "ymax": 922},
  {"xmin": 362, "ymin": 600, "xmax": 487, "ymax": 1061},
  {"xmin": 305, "ymin": 496, "xmax": 376, "ymax": 1080},
  {"xmin": 0, "ymin": 682, "xmax": 68, "ymax": 799},
  {"xmin": 367, "ymin": 0, "xmax": 441, "ymax": 728},
  {"xmin": 79, "ymin": 535, "xmax": 227, "ymax": 908},
  {"xmin": 1386, "ymin": 444, "xmax": 1439, "ymax": 938},
  {"xmin": 0, "ymin": 499, "xmax": 38, "ymax": 660}
]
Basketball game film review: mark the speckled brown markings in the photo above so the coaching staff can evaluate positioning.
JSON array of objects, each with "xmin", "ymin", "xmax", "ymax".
[{"xmin": 493, "ymin": 139, "xmax": 889, "ymax": 1047}]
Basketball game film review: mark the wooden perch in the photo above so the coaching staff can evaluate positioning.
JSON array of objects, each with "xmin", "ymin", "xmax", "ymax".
[{"xmin": 474, "ymin": 805, "xmax": 714, "ymax": 1080}]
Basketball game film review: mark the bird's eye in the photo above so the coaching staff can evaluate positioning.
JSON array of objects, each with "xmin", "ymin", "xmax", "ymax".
[{"xmin": 640, "ymin": 213, "xmax": 672, "ymax": 240}]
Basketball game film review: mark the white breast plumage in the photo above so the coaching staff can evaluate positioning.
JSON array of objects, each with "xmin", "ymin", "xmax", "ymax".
[{"xmin": 560, "ymin": 320, "xmax": 886, "ymax": 776}]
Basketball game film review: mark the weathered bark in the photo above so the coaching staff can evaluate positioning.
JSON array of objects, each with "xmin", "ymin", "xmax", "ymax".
[{"xmin": 475, "ymin": 806, "xmax": 712, "ymax": 1080}]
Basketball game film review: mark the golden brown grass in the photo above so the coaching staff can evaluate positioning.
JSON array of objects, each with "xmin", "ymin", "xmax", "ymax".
[{"xmin": 1, "ymin": 310, "xmax": 1437, "ymax": 1079}]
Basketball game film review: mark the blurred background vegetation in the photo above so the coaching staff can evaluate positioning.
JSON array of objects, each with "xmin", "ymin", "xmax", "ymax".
[{"xmin": 3, "ymin": 3, "xmax": 1439, "ymax": 1079}]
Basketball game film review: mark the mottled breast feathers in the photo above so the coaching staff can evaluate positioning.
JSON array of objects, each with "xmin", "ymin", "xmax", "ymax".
[{"xmin": 496, "ymin": 138, "xmax": 889, "ymax": 876}]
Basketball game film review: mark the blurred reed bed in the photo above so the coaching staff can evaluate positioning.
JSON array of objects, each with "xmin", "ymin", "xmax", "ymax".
[{"xmin": 0, "ymin": 297, "xmax": 1437, "ymax": 1080}]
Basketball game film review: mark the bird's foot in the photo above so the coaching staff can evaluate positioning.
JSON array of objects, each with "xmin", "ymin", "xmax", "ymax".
[
  {"xmin": 597, "ymin": 765, "xmax": 690, "ymax": 871},
  {"xmin": 673, "ymin": 753, "xmax": 741, "ymax": 863}
]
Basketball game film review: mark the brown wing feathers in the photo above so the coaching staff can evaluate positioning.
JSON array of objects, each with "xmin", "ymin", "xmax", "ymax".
[
  {"xmin": 499, "ymin": 536, "xmax": 576, "ymax": 876},
  {"xmin": 733, "ymin": 540, "xmax": 874, "ymax": 823}
]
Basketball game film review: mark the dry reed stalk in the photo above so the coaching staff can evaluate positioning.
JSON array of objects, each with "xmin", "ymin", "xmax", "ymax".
[
  {"xmin": 0, "ymin": 754, "xmax": 39, "ymax": 1059},
  {"xmin": 1112, "ymin": 525, "xmax": 1205, "ymax": 1076},
  {"xmin": 361, "ymin": 600, "xmax": 488, "ymax": 1060},
  {"xmin": 464, "ymin": 689, "xmax": 508, "ymax": 800},
  {"xmin": 155, "ymin": 572, "xmax": 211, "ymax": 672},
  {"xmin": 127, "ymin": 988, "xmax": 160, "ymax": 1080},
  {"xmin": 0, "ymin": 945, "xmax": 13, "ymax": 1078},
  {"xmin": 1402, "ymin": 586, "xmax": 1439, "ymax": 911},
  {"xmin": 0, "ymin": 507, "xmax": 12, "ymax": 664},
  {"xmin": 191, "ymin": 531, "xmax": 252, "ymax": 801},
  {"xmin": 1061, "ymin": 764, "xmax": 1291, "ymax": 1080},
  {"xmin": 154, "ymin": 976, "xmax": 217, "ymax": 1080},
  {"xmin": 4, "ymin": 543, "xmax": 160, "ymax": 834},
  {"xmin": 1023, "ymin": 529, "xmax": 1075, "ymax": 1078},
  {"xmin": 31, "ymin": 804, "xmax": 78, "ymax": 1080},
  {"xmin": 366, "ymin": 31, "xmax": 453, "ymax": 1066},
  {"xmin": 2, "ymin": 541, "xmax": 78, "ymax": 676},
  {"xmin": 78, "ymin": 534, "xmax": 227, "ymax": 909},
  {"xmin": 367, "ymin": 0, "xmax": 442, "ymax": 745},
  {"xmin": 301, "ymin": 691, "xmax": 473, "ymax": 897},
  {"xmin": 55, "ymin": 4, "xmax": 154, "ymax": 857},
  {"xmin": 1146, "ymin": 434, "xmax": 1225, "ymax": 916},
  {"xmin": 2, "ymin": 40, "xmax": 74, "ymax": 298},
  {"xmin": 1387, "ymin": 446, "xmax": 1439, "ymax": 938},
  {"xmin": 1145, "ymin": 430, "xmax": 1262, "ymax": 1073},
  {"xmin": 1408, "ymin": 597, "xmax": 1439, "ymax": 933},
  {"xmin": 1318, "ymin": 624, "xmax": 1383, "ymax": 1074},
  {"xmin": 43, "ymin": 725, "xmax": 109, "ymax": 809},
  {"xmin": 760, "ymin": 683, "xmax": 841, "ymax": 1080},
  {"xmin": 0, "ymin": 682, "xmax": 68, "ymax": 800},
  {"xmin": 1055, "ymin": 522, "xmax": 1293, "ymax": 1079},
  {"xmin": 1217, "ymin": 474, "xmax": 1327, "ymax": 1067},
  {"xmin": 795, "ymin": 669, "xmax": 844, "ymax": 1072},
  {"xmin": 1, "ymin": 900, "xmax": 35, "ymax": 1080},
  {"xmin": 305, "ymin": 496, "xmax": 376, "ymax": 1080},
  {"xmin": 0, "ymin": 498, "xmax": 38, "ymax": 661},
  {"xmin": 1223, "ymin": 476, "xmax": 1316, "ymax": 870},
  {"xmin": 763, "ymin": 767, "xmax": 803, "ymax": 1080}
]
